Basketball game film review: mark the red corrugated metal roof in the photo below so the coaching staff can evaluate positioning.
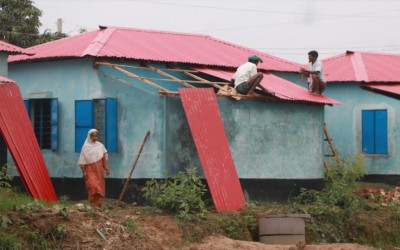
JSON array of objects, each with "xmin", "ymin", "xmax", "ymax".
[
  {"xmin": 363, "ymin": 84, "xmax": 400, "ymax": 95},
  {"xmin": 0, "ymin": 76, "xmax": 16, "ymax": 83},
  {"xmin": 0, "ymin": 40, "xmax": 32, "ymax": 55},
  {"xmin": 195, "ymin": 68, "xmax": 341, "ymax": 105},
  {"xmin": 323, "ymin": 51, "xmax": 400, "ymax": 82},
  {"xmin": 0, "ymin": 83, "xmax": 57, "ymax": 202},
  {"xmin": 179, "ymin": 88, "xmax": 245, "ymax": 211},
  {"xmin": 9, "ymin": 26, "xmax": 300, "ymax": 72}
]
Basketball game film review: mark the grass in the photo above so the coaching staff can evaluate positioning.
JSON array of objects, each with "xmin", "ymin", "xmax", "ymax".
[
  {"xmin": 0, "ymin": 188, "xmax": 34, "ymax": 211},
  {"xmin": 1, "ymin": 187, "xmax": 400, "ymax": 249}
]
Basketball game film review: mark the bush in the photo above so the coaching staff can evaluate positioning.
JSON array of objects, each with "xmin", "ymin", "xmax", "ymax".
[
  {"xmin": 142, "ymin": 168, "xmax": 207, "ymax": 219},
  {"xmin": 0, "ymin": 165, "xmax": 13, "ymax": 189},
  {"xmin": 294, "ymin": 154, "xmax": 366, "ymax": 209},
  {"xmin": 291, "ymin": 154, "xmax": 369, "ymax": 243}
]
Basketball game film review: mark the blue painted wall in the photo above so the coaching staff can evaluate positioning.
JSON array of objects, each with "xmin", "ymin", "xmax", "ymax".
[
  {"xmin": 9, "ymin": 58, "xmax": 326, "ymax": 180},
  {"xmin": 281, "ymin": 72, "xmax": 400, "ymax": 175},
  {"xmin": 322, "ymin": 83, "xmax": 400, "ymax": 175},
  {"xmin": 166, "ymin": 96, "xmax": 325, "ymax": 179},
  {"xmin": 0, "ymin": 52, "xmax": 7, "ymax": 76}
]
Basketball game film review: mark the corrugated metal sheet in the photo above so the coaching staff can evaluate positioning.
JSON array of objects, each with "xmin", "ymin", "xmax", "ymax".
[
  {"xmin": 9, "ymin": 26, "xmax": 300, "ymax": 72},
  {"xmin": 194, "ymin": 68, "xmax": 341, "ymax": 105},
  {"xmin": 0, "ymin": 83, "xmax": 57, "ymax": 202},
  {"xmin": 0, "ymin": 40, "xmax": 31, "ymax": 55},
  {"xmin": 324, "ymin": 51, "xmax": 400, "ymax": 82},
  {"xmin": 363, "ymin": 84, "xmax": 400, "ymax": 95},
  {"xmin": 179, "ymin": 88, "xmax": 245, "ymax": 211},
  {"xmin": 0, "ymin": 76, "xmax": 15, "ymax": 83}
]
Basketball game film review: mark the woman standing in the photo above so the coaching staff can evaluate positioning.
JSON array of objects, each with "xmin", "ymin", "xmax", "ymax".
[{"xmin": 77, "ymin": 129, "xmax": 110, "ymax": 207}]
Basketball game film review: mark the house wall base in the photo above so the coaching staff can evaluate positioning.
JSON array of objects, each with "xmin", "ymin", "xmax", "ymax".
[
  {"xmin": 11, "ymin": 177, "xmax": 327, "ymax": 203},
  {"xmin": 362, "ymin": 175, "xmax": 400, "ymax": 186},
  {"xmin": 0, "ymin": 137, "xmax": 6, "ymax": 168}
]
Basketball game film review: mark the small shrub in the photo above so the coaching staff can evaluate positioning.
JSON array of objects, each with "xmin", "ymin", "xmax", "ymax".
[
  {"xmin": 0, "ymin": 233, "xmax": 22, "ymax": 250},
  {"xmin": 0, "ymin": 215, "xmax": 12, "ymax": 230},
  {"xmin": 217, "ymin": 217, "xmax": 243, "ymax": 239},
  {"xmin": 0, "ymin": 165, "xmax": 13, "ymax": 189},
  {"xmin": 15, "ymin": 200, "xmax": 45, "ymax": 213},
  {"xmin": 28, "ymin": 231, "xmax": 52, "ymax": 249},
  {"xmin": 51, "ymin": 225, "xmax": 67, "ymax": 240},
  {"xmin": 142, "ymin": 168, "xmax": 207, "ymax": 219},
  {"xmin": 123, "ymin": 216, "xmax": 144, "ymax": 238},
  {"xmin": 291, "ymin": 153, "xmax": 368, "ymax": 243},
  {"xmin": 294, "ymin": 153, "xmax": 366, "ymax": 209},
  {"xmin": 216, "ymin": 208, "xmax": 256, "ymax": 240}
]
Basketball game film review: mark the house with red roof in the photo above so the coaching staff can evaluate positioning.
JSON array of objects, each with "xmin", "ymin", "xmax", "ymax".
[
  {"xmin": 322, "ymin": 51, "xmax": 400, "ymax": 184},
  {"xmin": 8, "ymin": 26, "xmax": 340, "ymax": 201},
  {"xmin": 0, "ymin": 40, "xmax": 31, "ymax": 170}
]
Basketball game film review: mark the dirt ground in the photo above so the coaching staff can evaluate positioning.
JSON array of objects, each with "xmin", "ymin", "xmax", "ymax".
[{"xmin": 3, "ymin": 201, "xmax": 377, "ymax": 250}]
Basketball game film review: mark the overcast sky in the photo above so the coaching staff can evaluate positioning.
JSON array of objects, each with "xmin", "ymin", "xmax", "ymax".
[{"xmin": 33, "ymin": 0, "xmax": 400, "ymax": 63}]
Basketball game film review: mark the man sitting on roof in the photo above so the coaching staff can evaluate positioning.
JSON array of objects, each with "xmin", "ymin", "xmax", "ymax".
[
  {"xmin": 300, "ymin": 50, "xmax": 326, "ymax": 96},
  {"xmin": 231, "ymin": 55, "xmax": 265, "ymax": 95}
]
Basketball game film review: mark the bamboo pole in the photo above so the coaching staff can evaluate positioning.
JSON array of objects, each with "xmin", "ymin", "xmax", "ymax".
[
  {"xmin": 182, "ymin": 70, "xmax": 225, "ymax": 90},
  {"xmin": 112, "ymin": 65, "xmax": 170, "ymax": 92},
  {"xmin": 146, "ymin": 65, "xmax": 195, "ymax": 88},
  {"xmin": 116, "ymin": 131, "xmax": 151, "ymax": 207},
  {"xmin": 96, "ymin": 62, "xmax": 228, "ymax": 84},
  {"xmin": 96, "ymin": 61, "xmax": 198, "ymax": 73}
]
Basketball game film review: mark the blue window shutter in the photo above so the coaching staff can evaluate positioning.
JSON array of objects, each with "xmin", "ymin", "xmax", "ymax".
[
  {"xmin": 105, "ymin": 98, "xmax": 118, "ymax": 152},
  {"xmin": 24, "ymin": 100, "xmax": 31, "ymax": 117},
  {"xmin": 75, "ymin": 100, "xmax": 94, "ymax": 152},
  {"xmin": 375, "ymin": 110, "xmax": 388, "ymax": 154},
  {"xmin": 362, "ymin": 110, "xmax": 374, "ymax": 153},
  {"xmin": 50, "ymin": 99, "xmax": 58, "ymax": 150}
]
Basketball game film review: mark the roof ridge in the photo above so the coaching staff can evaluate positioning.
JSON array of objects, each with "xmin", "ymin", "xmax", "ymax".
[
  {"xmin": 206, "ymin": 36, "xmax": 301, "ymax": 67},
  {"xmin": 350, "ymin": 52, "xmax": 369, "ymax": 82},
  {"xmin": 82, "ymin": 27, "xmax": 117, "ymax": 56},
  {"xmin": 101, "ymin": 25, "xmax": 208, "ymax": 38}
]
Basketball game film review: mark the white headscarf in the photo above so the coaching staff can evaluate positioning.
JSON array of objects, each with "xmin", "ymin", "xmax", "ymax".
[{"xmin": 77, "ymin": 129, "xmax": 108, "ymax": 165}]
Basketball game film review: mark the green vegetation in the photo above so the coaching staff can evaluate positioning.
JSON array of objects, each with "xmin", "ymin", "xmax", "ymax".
[
  {"xmin": 0, "ymin": 165, "xmax": 13, "ymax": 189},
  {"xmin": 0, "ymin": 233, "xmax": 22, "ymax": 250},
  {"xmin": 142, "ymin": 168, "xmax": 207, "ymax": 220},
  {"xmin": 0, "ymin": 0, "xmax": 67, "ymax": 47},
  {"xmin": 0, "ymin": 157, "xmax": 400, "ymax": 249},
  {"xmin": 289, "ymin": 154, "xmax": 400, "ymax": 249}
]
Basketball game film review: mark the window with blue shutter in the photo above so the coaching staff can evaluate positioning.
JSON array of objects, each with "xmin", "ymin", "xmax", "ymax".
[
  {"xmin": 75, "ymin": 100, "xmax": 94, "ymax": 152},
  {"xmin": 75, "ymin": 98, "xmax": 118, "ymax": 152},
  {"xmin": 362, "ymin": 110, "xmax": 388, "ymax": 154},
  {"xmin": 23, "ymin": 98, "xmax": 58, "ymax": 150},
  {"xmin": 105, "ymin": 98, "xmax": 118, "ymax": 152}
]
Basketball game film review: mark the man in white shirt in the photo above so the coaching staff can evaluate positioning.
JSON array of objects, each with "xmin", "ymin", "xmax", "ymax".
[
  {"xmin": 300, "ymin": 50, "xmax": 326, "ymax": 95},
  {"xmin": 231, "ymin": 55, "xmax": 266, "ymax": 95}
]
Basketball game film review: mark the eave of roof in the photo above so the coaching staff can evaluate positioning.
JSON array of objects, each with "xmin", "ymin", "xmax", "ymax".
[
  {"xmin": 195, "ymin": 68, "xmax": 341, "ymax": 105},
  {"xmin": 363, "ymin": 84, "xmax": 400, "ymax": 96},
  {"xmin": 0, "ymin": 40, "xmax": 33, "ymax": 55},
  {"xmin": 0, "ymin": 76, "xmax": 16, "ymax": 83}
]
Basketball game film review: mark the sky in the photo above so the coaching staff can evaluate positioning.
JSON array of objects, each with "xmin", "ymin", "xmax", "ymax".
[{"xmin": 33, "ymin": 0, "xmax": 400, "ymax": 63}]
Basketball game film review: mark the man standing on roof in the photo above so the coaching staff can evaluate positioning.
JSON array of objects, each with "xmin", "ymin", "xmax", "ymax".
[
  {"xmin": 300, "ymin": 50, "xmax": 326, "ymax": 95},
  {"xmin": 231, "ymin": 55, "xmax": 266, "ymax": 95}
]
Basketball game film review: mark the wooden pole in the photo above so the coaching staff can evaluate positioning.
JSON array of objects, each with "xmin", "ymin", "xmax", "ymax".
[
  {"xmin": 146, "ymin": 65, "xmax": 195, "ymax": 88},
  {"xmin": 116, "ymin": 131, "xmax": 150, "ymax": 207}
]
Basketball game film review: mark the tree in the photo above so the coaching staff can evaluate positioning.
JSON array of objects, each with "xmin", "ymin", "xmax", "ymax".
[
  {"xmin": 0, "ymin": 0, "xmax": 67, "ymax": 47},
  {"xmin": 36, "ymin": 29, "xmax": 68, "ymax": 45}
]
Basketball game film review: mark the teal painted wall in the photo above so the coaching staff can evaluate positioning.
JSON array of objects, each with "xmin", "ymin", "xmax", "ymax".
[
  {"xmin": 0, "ymin": 52, "xmax": 7, "ymax": 76},
  {"xmin": 9, "ymin": 58, "xmax": 326, "ymax": 180},
  {"xmin": 165, "ymin": 96, "xmax": 325, "ymax": 179},
  {"xmin": 323, "ymin": 83, "xmax": 400, "ymax": 175},
  {"xmin": 274, "ymin": 71, "xmax": 306, "ymax": 88}
]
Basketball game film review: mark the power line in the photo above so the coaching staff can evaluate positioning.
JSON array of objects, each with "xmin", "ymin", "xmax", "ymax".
[{"xmin": 131, "ymin": 0, "xmax": 400, "ymax": 19}]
